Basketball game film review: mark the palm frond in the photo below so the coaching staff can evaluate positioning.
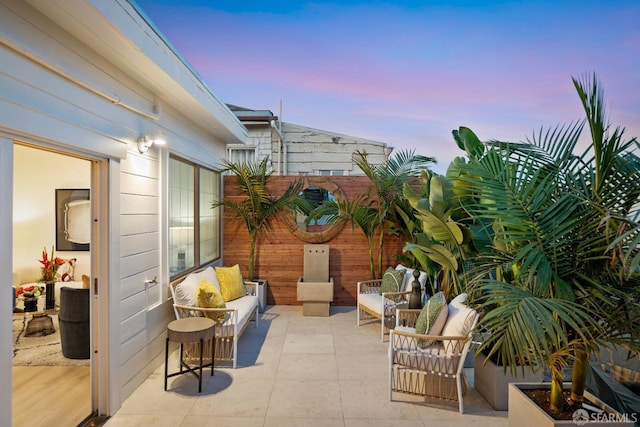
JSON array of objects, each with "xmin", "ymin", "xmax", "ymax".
[{"xmin": 476, "ymin": 281, "xmax": 604, "ymax": 376}]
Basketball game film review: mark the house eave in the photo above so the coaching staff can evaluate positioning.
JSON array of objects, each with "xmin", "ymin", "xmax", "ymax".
[{"xmin": 25, "ymin": 0, "xmax": 247, "ymax": 144}]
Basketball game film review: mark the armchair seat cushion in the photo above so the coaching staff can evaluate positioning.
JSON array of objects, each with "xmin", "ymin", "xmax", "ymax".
[
  {"xmin": 393, "ymin": 347, "xmax": 458, "ymax": 375},
  {"xmin": 358, "ymin": 292, "xmax": 404, "ymax": 316}
]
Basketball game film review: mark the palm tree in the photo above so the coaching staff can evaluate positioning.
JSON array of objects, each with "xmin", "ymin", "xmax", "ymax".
[
  {"xmin": 352, "ymin": 149, "xmax": 435, "ymax": 278},
  {"xmin": 213, "ymin": 157, "xmax": 305, "ymax": 281},
  {"xmin": 452, "ymin": 74, "xmax": 640, "ymax": 413}
]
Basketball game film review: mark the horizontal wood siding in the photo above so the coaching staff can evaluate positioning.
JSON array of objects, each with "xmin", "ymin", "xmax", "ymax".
[
  {"xmin": 118, "ymin": 147, "xmax": 162, "ymax": 393},
  {"xmin": 223, "ymin": 176, "xmax": 406, "ymax": 306}
]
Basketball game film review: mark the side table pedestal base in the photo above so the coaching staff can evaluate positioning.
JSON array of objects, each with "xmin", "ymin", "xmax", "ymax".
[{"xmin": 25, "ymin": 314, "xmax": 55, "ymax": 337}]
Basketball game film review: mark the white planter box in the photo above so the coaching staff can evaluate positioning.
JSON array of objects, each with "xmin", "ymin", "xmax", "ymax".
[
  {"xmin": 474, "ymin": 351, "xmax": 542, "ymax": 410},
  {"xmin": 508, "ymin": 383, "xmax": 636, "ymax": 427},
  {"xmin": 246, "ymin": 279, "xmax": 267, "ymax": 312}
]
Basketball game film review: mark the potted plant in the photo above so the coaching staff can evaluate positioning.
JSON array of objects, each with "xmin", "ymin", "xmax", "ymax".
[
  {"xmin": 353, "ymin": 148, "xmax": 434, "ymax": 278},
  {"xmin": 451, "ymin": 74, "xmax": 640, "ymax": 424},
  {"xmin": 213, "ymin": 156, "xmax": 306, "ymax": 281}
]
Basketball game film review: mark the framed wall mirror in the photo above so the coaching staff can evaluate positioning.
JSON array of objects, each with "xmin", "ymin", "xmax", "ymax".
[
  {"xmin": 55, "ymin": 188, "xmax": 90, "ymax": 251},
  {"xmin": 284, "ymin": 177, "xmax": 346, "ymax": 243}
]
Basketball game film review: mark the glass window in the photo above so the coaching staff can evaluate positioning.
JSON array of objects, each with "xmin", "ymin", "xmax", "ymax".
[
  {"xmin": 169, "ymin": 156, "xmax": 220, "ymax": 278},
  {"xmin": 199, "ymin": 167, "xmax": 220, "ymax": 262}
]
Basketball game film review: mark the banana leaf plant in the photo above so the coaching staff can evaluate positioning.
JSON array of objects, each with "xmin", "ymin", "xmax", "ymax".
[
  {"xmin": 400, "ymin": 170, "xmax": 475, "ymax": 300},
  {"xmin": 213, "ymin": 157, "xmax": 307, "ymax": 281},
  {"xmin": 451, "ymin": 74, "xmax": 640, "ymax": 414}
]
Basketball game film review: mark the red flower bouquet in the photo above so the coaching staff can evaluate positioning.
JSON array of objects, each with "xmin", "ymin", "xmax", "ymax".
[{"xmin": 39, "ymin": 246, "xmax": 65, "ymax": 283}]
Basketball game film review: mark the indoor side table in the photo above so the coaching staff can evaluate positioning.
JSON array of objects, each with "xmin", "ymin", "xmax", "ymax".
[{"xmin": 164, "ymin": 317, "xmax": 216, "ymax": 393}]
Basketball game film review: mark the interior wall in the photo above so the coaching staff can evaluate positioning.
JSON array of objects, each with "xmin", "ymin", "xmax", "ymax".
[{"xmin": 12, "ymin": 144, "xmax": 91, "ymax": 285}]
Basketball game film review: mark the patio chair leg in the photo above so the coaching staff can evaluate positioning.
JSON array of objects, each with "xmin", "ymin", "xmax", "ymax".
[
  {"xmin": 457, "ymin": 376, "xmax": 464, "ymax": 414},
  {"xmin": 388, "ymin": 344, "xmax": 394, "ymax": 401}
]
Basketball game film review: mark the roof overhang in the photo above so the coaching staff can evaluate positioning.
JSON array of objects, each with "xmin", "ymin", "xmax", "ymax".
[{"xmin": 25, "ymin": 0, "xmax": 247, "ymax": 144}]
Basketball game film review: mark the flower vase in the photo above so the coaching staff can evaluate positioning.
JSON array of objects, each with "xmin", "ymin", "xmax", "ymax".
[{"xmin": 45, "ymin": 281, "xmax": 55, "ymax": 310}]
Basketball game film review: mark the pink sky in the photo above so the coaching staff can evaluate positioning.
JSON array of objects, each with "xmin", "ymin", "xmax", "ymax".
[{"xmin": 135, "ymin": 1, "xmax": 640, "ymax": 174}]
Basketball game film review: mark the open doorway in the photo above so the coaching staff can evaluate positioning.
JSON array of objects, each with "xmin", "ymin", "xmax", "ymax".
[{"xmin": 12, "ymin": 144, "xmax": 92, "ymax": 426}]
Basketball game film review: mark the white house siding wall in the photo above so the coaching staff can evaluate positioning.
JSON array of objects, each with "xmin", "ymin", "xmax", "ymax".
[
  {"xmin": 118, "ymin": 104, "xmax": 229, "ymax": 400},
  {"xmin": 280, "ymin": 122, "xmax": 389, "ymax": 175},
  {"xmin": 248, "ymin": 125, "xmax": 274, "ymax": 161},
  {"xmin": 0, "ymin": 0, "xmax": 242, "ymax": 419},
  {"xmin": 119, "ymin": 144, "xmax": 165, "ymax": 400}
]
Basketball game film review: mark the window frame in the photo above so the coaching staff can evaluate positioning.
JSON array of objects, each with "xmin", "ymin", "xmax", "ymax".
[{"xmin": 168, "ymin": 154, "xmax": 222, "ymax": 282}]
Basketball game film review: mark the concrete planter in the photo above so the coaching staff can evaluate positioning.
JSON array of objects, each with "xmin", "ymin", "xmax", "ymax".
[
  {"xmin": 508, "ymin": 383, "xmax": 635, "ymax": 427},
  {"xmin": 474, "ymin": 351, "xmax": 543, "ymax": 410}
]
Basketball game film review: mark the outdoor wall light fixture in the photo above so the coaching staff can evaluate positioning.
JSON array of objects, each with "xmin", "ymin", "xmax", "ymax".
[{"xmin": 138, "ymin": 133, "xmax": 166, "ymax": 153}]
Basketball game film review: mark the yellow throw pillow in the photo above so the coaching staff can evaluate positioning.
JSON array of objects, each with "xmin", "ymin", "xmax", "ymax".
[
  {"xmin": 215, "ymin": 264, "xmax": 245, "ymax": 302},
  {"xmin": 196, "ymin": 279, "xmax": 227, "ymax": 323}
]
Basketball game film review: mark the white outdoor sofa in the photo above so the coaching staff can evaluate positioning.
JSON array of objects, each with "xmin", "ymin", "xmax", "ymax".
[{"xmin": 169, "ymin": 266, "xmax": 259, "ymax": 368}]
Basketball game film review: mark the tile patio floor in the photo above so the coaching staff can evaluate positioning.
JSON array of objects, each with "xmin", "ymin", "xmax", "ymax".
[{"xmin": 105, "ymin": 305, "xmax": 508, "ymax": 426}]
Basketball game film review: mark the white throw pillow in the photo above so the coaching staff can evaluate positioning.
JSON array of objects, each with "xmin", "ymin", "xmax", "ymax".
[
  {"xmin": 173, "ymin": 273, "xmax": 201, "ymax": 307},
  {"xmin": 441, "ymin": 293, "xmax": 476, "ymax": 337},
  {"xmin": 395, "ymin": 264, "xmax": 428, "ymax": 292},
  {"xmin": 197, "ymin": 267, "xmax": 221, "ymax": 293}
]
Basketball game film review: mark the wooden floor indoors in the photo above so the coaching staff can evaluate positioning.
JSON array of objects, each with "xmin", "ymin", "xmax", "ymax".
[{"xmin": 13, "ymin": 366, "xmax": 91, "ymax": 427}]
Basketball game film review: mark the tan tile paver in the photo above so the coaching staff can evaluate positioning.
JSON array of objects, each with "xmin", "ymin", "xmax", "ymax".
[{"xmin": 105, "ymin": 305, "xmax": 508, "ymax": 427}]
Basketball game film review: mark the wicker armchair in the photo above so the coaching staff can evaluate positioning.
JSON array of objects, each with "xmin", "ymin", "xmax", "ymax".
[
  {"xmin": 169, "ymin": 276, "xmax": 258, "ymax": 369},
  {"xmin": 389, "ymin": 305, "xmax": 479, "ymax": 413},
  {"xmin": 356, "ymin": 278, "xmax": 410, "ymax": 341}
]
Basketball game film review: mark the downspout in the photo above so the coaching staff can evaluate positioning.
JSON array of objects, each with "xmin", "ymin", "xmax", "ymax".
[
  {"xmin": 275, "ymin": 122, "xmax": 281, "ymax": 175},
  {"xmin": 279, "ymin": 100, "xmax": 287, "ymax": 175}
]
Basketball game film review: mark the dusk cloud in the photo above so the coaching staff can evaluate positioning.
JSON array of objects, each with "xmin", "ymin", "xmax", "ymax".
[{"xmin": 135, "ymin": 0, "xmax": 640, "ymax": 174}]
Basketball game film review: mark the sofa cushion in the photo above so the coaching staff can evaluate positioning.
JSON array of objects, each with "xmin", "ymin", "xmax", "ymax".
[
  {"xmin": 380, "ymin": 266, "xmax": 406, "ymax": 296},
  {"xmin": 216, "ymin": 264, "xmax": 245, "ymax": 302},
  {"xmin": 225, "ymin": 294, "xmax": 258, "ymax": 329},
  {"xmin": 196, "ymin": 279, "xmax": 227, "ymax": 323}
]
